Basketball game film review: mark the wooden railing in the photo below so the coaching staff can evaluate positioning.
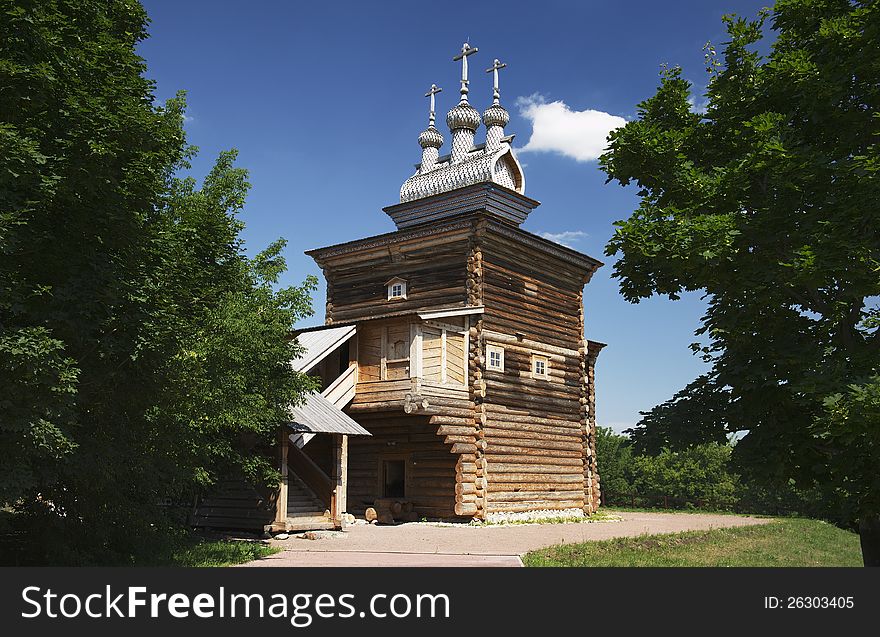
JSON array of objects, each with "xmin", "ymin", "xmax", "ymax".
[
  {"xmin": 287, "ymin": 442, "xmax": 332, "ymax": 509},
  {"xmin": 322, "ymin": 363, "xmax": 356, "ymax": 407}
]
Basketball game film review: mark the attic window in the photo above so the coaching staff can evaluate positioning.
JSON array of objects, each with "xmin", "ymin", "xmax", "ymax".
[
  {"xmin": 486, "ymin": 345, "xmax": 504, "ymax": 372},
  {"xmin": 531, "ymin": 354, "xmax": 549, "ymax": 379},
  {"xmin": 387, "ymin": 278, "xmax": 407, "ymax": 300}
]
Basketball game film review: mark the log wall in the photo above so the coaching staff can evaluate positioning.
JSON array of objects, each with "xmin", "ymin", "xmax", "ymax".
[
  {"xmin": 478, "ymin": 227, "xmax": 597, "ymax": 514},
  {"xmin": 317, "ymin": 228, "xmax": 473, "ymax": 325},
  {"xmin": 346, "ymin": 413, "xmax": 459, "ymax": 519},
  {"xmin": 310, "ymin": 213, "xmax": 603, "ymax": 520}
]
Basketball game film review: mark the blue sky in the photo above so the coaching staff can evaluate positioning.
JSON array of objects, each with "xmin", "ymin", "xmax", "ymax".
[{"xmin": 138, "ymin": 0, "xmax": 771, "ymax": 432}]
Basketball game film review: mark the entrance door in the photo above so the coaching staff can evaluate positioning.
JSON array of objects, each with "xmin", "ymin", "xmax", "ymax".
[{"xmin": 381, "ymin": 459, "xmax": 406, "ymax": 498}]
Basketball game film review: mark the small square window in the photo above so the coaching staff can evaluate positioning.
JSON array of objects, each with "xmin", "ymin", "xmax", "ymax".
[
  {"xmin": 387, "ymin": 279, "xmax": 407, "ymax": 300},
  {"xmin": 531, "ymin": 354, "xmax": 549, "ymax": 379},
  {"xmin": 486, "ymin": 345, "xmax": 504, "ymax": 372}
]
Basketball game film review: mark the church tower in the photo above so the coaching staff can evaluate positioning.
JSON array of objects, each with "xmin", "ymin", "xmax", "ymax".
[{"xmin": 301, "ymin": 44, "xmax": 605, "ymax": 522}]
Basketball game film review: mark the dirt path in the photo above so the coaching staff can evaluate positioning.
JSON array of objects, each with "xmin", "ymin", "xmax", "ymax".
[{"xmin": 238, "ymin": 511, "xmax": 768, "ymax": 567}]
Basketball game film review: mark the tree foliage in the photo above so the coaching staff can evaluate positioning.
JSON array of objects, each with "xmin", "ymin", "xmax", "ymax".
[
  {"xmin": 1, "ymin": 0, "xmax": 316, "ymax": 563},
  {"xmin": 597, "ymin": 428, "xmax": 741, "ymax": 510},
  {"xmin": 595, "ymin": 427, "xmax": 633, "ymax": 496},
  {"xmin": 600, "ymin": 0, "xmax": 880, "ymax": 543},
  {"xmin": 626, "ymin": 375, "xmax": 735, "ymax": 455}
]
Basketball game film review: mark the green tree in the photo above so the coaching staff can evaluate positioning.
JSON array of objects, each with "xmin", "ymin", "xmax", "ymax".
[
  {"xmin": 595, "ymin": 426, "xmax": 633, "ymax": 498},
  {"xmin": 1, "ymin": 0, "xmax": 184, "ymax": 510},
  {"xmin": 626, "ymin": 375, "xmax": 735, "ymax": 455},
  {"xmin": 600, "ymin": 0, "xmax": 880, "ymax": 563},
  {"xmin": 627, "ymin": 445, "xmax": 741, "ymax": 511},
  {"xmin": 1, "ymin": 0, "xmax": 316, "ymax": 563}
]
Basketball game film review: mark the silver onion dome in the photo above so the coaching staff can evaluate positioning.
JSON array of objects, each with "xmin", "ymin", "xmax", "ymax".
[
  {"xmin": 482, "ymin": 103, "xmax": 509, "ymax": 128},
  {"xmin": 446, "ymin": 101, "xmax": 481, "ymax": 132},
  {"xmin": 418, "ymin": 125, "xmax": 444, "ymax": 149}
]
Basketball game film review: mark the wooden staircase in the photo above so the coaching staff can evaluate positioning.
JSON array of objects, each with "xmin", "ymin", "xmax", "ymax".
[{"xmin": 285, "ymin": 472, "xmax": 335, "ymax": 531}]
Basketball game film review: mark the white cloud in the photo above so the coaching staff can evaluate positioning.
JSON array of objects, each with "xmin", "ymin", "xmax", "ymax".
[
  {"xmin": 539, "ymin": 230, "xmax": 588, "ymax": 248},
  {"xmin": 687, "ymin": 93, "xmax": 709, "ymax": 115},
  {"xmin": 515, "ymin": 94, "xmax": 626, "ymax": 162},
  {"xmin": 183, "ymin": 114, "xmax": 195, "ymax": 123}
]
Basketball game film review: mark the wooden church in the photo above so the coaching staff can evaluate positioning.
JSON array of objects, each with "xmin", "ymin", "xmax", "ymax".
[{"xmin": 194, "ymin": 44, "xmax": 605, "ymax": 532}]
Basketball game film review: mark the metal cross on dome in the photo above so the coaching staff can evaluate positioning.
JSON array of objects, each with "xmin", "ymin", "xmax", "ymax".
[
  {"xmin": 424, "ymin": 84, "xmax": 442, "ymax": 126},
  {"xmin": 452, "ymin": 42, "xmax": 478, "ymax": 101},
  {"xmin": 486, "ymin": 58, "xmax": 507, "ymax": 105}
]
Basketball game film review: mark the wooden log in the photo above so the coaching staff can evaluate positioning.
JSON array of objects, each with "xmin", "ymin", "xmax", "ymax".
[
  {"xmin": 488, "ymin": 463, "xmax": 578, "ymax": 474},
  {"xmin": 430, "ymin": 416, "xmax": 475, "ymax": 428},
  {"xmin": 487, "ymin": 490, "xmax": 585, "ymax": 502},
  {"xmin": 485, "ymin": 428, "xmax": 584, "ymax": 443},
  {"xmin": 443, "ymin": 435, "xmax": 476, "ymax": 445},
  {"xmin": 486, "ymin": 500, "xmax": 585, "ymax": 513},
  {"xmin": 487, "ymin": 434, "xmax": 585, "ymax": 450},
  {"xmin": 410, "ymin": 488, "xmax": 455, "ymax": 498},
  {"xmin": 454, "ymin": 502, "xmax": 478, "ymax": 516},
  {"xmin": 409, "ymin": 479, "xmax": 456, "ymax": 489},
  {"xmin": 410, "ymin": 458, "xmax": 457, "ymax": 468},
  {"xmin": 407, "ymin": 495, "xmax": 457, "ymax": 506},
  {"xmin": 348, "ymin": 400, "xmax": 407, "ymax": 412},
  {"xmin": 486, "ymin": 453, "xmax": 584, "ymax": 471},
  {"xmin": 487, "ymin": 481, "xmax": 584, "ymax": 492},
  {"xmin": 486, "ymin": 444, "xmax": 584, "ymax": 457},
  {"xmin": 487, "ymin": 389, "xmax": 580, "ymax": 413},
  {"xmin": 490, "ymin": 472, "xmax": 583, "ymax": 484},
  {"xmin": 435, "ymin": 425, "xmax": 477, "ymax": 436},
  {"xmin": 449, "ymin": 443, "xmax": 475, "ymax": 455},
  {"xmin": 365, "ymin": 507, "xmax": 377, "ymax": 522},
  {"xmin": 427, "ymin": 409, "xmax": 475, "ymax": 420},
  {"xmin": 483, "ymin": 408, "xmax": 583, "ymax": 428}
]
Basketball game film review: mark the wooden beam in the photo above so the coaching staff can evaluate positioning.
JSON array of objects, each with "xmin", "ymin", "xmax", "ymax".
[
  {"xmin": 274, "ymin": 428, "xmax": 289, "ymax": 528},
  {"xmin": 418, "ymin": 306, "xmax": 485, "ymax": 321},
  {"xmin": 333, "ymin": 434, "xmax": 348, "ymax": 526}
]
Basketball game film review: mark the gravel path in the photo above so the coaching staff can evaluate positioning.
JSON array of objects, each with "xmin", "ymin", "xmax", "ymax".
[{"xmin": 238, "ymin": 511, "xmax": 768, "ymax": 567}]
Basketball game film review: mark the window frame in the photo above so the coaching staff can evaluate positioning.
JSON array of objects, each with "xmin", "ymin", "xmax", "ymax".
[
  {"xmin": 486, "ymin": 344, "xmax": 505, "ymax": 372},
  {"xmin": 386, "ymin": 278, "xmax": 407, "ymax": 301},
  {"xmin": 531, "ymin": 354, "xmax": 549, "ymax": 379}
]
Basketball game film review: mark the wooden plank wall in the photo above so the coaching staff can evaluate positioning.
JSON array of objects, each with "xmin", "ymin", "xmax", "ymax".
[
  {"xmin": 321, "ymin": 230, "xmax": 472, "ymax": 324},
  {"xmin": 346, "ymin": 414, "xmax": 458, "ymax": 519},
  {"xmin": 481, "ymin": 233, "xmax": 586, "ymax": 350},
  {"xmin": 422, "ymin": 326, "xmax": 443, "ymax": 381},
  {"xmin": 478, "ymin": 229, "xmax": 595, "ymax": 514},
  {"xmin": 584, "ymin": 341, "xmax": 604, "ymax": 512}
]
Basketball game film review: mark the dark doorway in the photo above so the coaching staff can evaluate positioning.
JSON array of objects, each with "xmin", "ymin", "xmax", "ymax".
[{"xmin": 382, "ymin": 459, "xmax": 406, "ymax": 498}]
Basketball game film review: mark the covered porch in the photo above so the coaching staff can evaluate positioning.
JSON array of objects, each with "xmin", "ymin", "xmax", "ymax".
[{"xmin": 271, "ymin": 392, "xmax": 371, "ymax": 532}]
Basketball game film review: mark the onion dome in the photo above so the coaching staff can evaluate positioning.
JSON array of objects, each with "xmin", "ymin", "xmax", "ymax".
[
  {"xmin": 482, "ymin": 103, "xmax": 509, "ymax": 128},
  {"xmin": 418, "ymin": 125, "xmax": 444, "ymax": 149},
  {"xmin": 446, "ymin": 101, "xmax": 481, "ymax": 132}
]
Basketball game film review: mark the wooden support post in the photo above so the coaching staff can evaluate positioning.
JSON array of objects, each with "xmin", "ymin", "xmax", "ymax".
[
  {"xmin": 274, "ymin": 428, "xmax": 289, "ymax": 529},
  {"xmin": 331, "ymin": 434, "xmax": 349, "ymax": 527},
  {"xmin": 339, "ymin": 434, "xmax": 348, "ymax": 524}
]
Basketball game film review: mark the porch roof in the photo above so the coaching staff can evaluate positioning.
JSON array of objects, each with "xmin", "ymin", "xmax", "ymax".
[
  {"xmin": 286, "ymin": 392, "xmax": 371, "ymax": 436},
  {"xmin": 292, "ymin": 324, "xmax": 357, "ymax": 373}
]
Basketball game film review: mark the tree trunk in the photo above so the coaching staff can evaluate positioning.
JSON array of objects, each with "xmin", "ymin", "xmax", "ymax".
[{"xmin": 859, "ymin": 513, "xmax": 880, "ymax": 567}]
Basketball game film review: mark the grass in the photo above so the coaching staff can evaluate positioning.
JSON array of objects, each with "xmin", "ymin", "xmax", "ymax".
[
  {"xmin": 148, "ymin": 537, "xmax": 279, "ymax": 567},
  {"xmin": 523, "ymin": 518, "xmax": 863, "ymax": 567},
  {"xmin": 0, "ymin": 508, "xmax": 279, "ymax": 566},
  {"xmin": 602, "ymin": 505, "xmax": 769, "ymax": 517},
  {"xmin": 477, "ymin": 510, "xmax": 622, "ymax": 526}
]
